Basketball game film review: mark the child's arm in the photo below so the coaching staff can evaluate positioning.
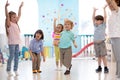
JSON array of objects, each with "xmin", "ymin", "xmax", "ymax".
[
  {"xmin": 5, "ymin": 0, "xmax": 10, "ymax": 27},
  {"xmin": 73, "ymin": 40, "xmax": 77, "ymax": 48},
  {"xmin": 17, "ymin": 2, "xmax": 23, "ymax": 21},
  {"xmin": 29, "ymin": 50, "xmax": 34, "ymax": 61},
  {"xmin": 92, "ymin": 8, "xmax": 97, "ymax": 24},
  {"xmin": 41, "ymin": 51, "xmax": 45, "ymax": 62},
  {"xmin": 103, "ymin": 5, "xmax": 107, "ymax": 23},
  {"xmin": 53, "ymin": 18, "xmax": 57, "ymax": 32},
  {"xmin": 106, "ymin": 0, "xmax": 118, "ymax": 11}
]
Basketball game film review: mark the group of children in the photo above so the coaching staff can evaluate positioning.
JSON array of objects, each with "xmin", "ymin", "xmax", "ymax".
[{"xmin": 2, "ymin": 0, "xmax": 120, "ymax": 79}]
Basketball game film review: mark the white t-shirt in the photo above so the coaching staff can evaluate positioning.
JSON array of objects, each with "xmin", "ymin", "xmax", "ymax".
[{"xmin": 107, "ymin": 7, "xmax": 120, "ymax": 38}]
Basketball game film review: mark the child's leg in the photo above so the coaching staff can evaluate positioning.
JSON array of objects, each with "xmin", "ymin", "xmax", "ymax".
[
  {"xmin": 98, "ymin": 57, "xmax": 102, "ymax": 66},
  {"xmin": 102, "ymin": 56, "xmax": 107, "ymax": 67},
  {"xmin": 54, "ymin": 46, "xmax": 59, "ymax": 68},
  {"xmin": 36, "ymin": 54, "xmax": 41, "ymax": 73},
  {"xmin": 102, "ymin": 56, "xmax": 109, "ymax": 73},
  {"xmin": 14, "ymin": 45, "xmax": 19, "ymax": 72},
  {"xmin": 32, "ymin": 53, "xmax": 37, "ymax": 73},
  {"xmin": 7, "ymin": 45, "xmax": 15, "ymax": 72},
  {"xmin": 96, "ymin": 57, "xmax": 102, "ymax": 72},
  {"xmin": 63, "ymin": 47, "xmax": 72, "ymax": 75}
]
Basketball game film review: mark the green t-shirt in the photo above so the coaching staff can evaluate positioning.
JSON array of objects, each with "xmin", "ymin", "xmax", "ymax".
[{"xmin": 59, "ymin": 30, "xmax": 74, "ymax": 48}]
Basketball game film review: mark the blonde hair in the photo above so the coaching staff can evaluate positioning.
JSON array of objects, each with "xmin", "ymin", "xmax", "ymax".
[{"xmin": 64, "ymin": 19, "xmax": 74, "ymax": 29}]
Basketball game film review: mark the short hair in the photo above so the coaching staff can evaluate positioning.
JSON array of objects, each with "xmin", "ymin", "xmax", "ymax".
[
  {"xmin": 34, "ymin": 29, "xmax": 44, "ymax": 40},
  {"xmin": 95, "ymin": 15, "xmax": 104, "ymax": 21},
  {"xmin": 64, "ymin": 20, "xmax": 74, "ymax": 29}
]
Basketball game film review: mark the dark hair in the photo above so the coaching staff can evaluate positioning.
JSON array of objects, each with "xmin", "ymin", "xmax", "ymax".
[
  {"xmin": 95, "ymin": 15, "xmax": 104, "ymax": 21},
  {"xmin": 34, "ymin": 29, "xmax": 44, "ymax": 40},
  {"xmin": 115, "ymin": 0, "xmax": 120, "ymax": 7},
  {"xmin": 57, "ymin": 24, "xmax": 64, "ymax": 32}
]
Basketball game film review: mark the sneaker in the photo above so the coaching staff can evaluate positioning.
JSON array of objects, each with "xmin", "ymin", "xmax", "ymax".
[
  {"xmin": 104, "ymin": 67, "xmax": 109, "ymax": 73},
  {"xmin": 64, "ymin": 70, "xmax": 70, "ymax": 75},
  {"xmin": 69, "ymin": 64, "xmax": 72, "ymax": 71},
  {"xmin": 96, "ymin": 67, "xmax": 102, "ymax": 73},
  {"xmin": 33, "ymin": 70, "xmax": 37, "ymax": 73},
  {"xmin": 37, "ymin": 70, "xmax": 42, "ymax": 73},
  {"xmin": 7, "ymin": 71, "xmax": 13, "ymax": 76},
  {"xmin": 14, "ymin": 71, "xmax": 19, "ymax": 76}
]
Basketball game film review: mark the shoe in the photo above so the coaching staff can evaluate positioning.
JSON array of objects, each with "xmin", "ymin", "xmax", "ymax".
[
  {"xmin": 7, "ymin": 71, "xmax": 13, "ymax": 76},
  {"xmin": 69, "ymin": 64, "xmax": 72, "ymax": 71},
  {"xmin": 14, "ymin": 71, "xmax": 19, "ymax": 76},
  {"xmin": 96, "ymin": 67, "xmax": 102, "ymax": 73},
  {"xmin": 33, "ymin": 70, "xmax": 37, "ymax": 73},
  {"xmin": 64, "ymin": 70, "xmax": 70, "ymax": 75},
  {"xmin": 37, "ymin": 70, "xmax": 42, "ymax": 73},
  {"xmin": 104, "ymin": 67, "xmax": 109, "ymax": 73}
]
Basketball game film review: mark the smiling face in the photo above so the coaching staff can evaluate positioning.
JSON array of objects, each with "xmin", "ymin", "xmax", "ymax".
[
  {"xmin": 35, "ymin": 33, "xmax": 42, "ymax": 40},
  {"xmin": 10, "ymin": 14, "xmax": 17, "ymax": 23},
  {"xmin": 56, "ymin": 24, "xmax": 63, "ymax": 32},
  {"xmin": 64, "ymin": 20, "xmax": 74, "ymax": 31}
]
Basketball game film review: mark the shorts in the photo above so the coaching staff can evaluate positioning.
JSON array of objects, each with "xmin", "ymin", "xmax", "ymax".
[{"xmin": 94, "ymin": 41, "xmax": 107, "ymax": 57}]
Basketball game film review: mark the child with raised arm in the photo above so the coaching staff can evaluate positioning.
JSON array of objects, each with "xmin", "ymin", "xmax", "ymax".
[
  {"xmin": 92, "ymin": 6, "xmax": 109, "ymax": 73},
  {"xmin": 53, "ymin": 18, "xmax": 63, "ymax": 70},
  {"xmin": 5, "ymin": 0, "xmax": 23, "ymax": 76},
  {"xmin": 59, "ymin": 19, "xmax": 77, "ymax": 75},
  {"xmin": 29, "ymin": 29, "xmax": 45, "ymax": 74}
]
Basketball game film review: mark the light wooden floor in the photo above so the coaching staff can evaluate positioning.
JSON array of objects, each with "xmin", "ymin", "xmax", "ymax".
[{"xmin": 0, "ymin": 58, "xmax": 118, "ymax": 80}]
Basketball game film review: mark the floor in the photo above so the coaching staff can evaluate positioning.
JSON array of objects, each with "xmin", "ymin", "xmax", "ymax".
[{"xmin": 0, "ymin": 57, "xmax": 118, "ymax": 80}]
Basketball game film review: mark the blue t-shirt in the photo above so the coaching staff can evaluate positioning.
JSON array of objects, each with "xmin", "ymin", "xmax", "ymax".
[
  {"xmin": 59, "ymin": 30, "xmax": 74, "ymax": 48},
  {"xmin": 29, "ymin": 38, "xmax": 43, "ymax": 54},
  {"xmin": 94, "ymin": 22, "xmax": 106, "ymax": 41}
]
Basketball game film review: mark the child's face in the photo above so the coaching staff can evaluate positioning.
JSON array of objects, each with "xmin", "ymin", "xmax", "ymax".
[
  {"xmin": 56, "ymin": 25, "xmax": 63, "ymax": 32},
  {"xmin": 10, "ymin": 14, "xmax": 17, "ymax": 23},
  {"xmin": 35, "ymin": 33, "xmax": 42, "ymax": 40},
  {"xmin": 95, "ymin": 20, "xmax": 103, "ymax": 25},
  {"xmin": 64, "ymin": 22, "xmax": 72, "ymax": 31}
]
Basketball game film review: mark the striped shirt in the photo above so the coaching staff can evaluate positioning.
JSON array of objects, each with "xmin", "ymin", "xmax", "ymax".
[
  {"xmin": 53, "ymin": 32, "xmax": 60, "ymax": 41},
  {"xmin": 7, "ymin": 22, "xmax": 21, "ymax": 44}
]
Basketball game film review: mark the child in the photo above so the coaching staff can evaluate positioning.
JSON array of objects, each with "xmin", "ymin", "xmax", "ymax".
[
  {"xmin": 59, "ymin": 19, "xmax": 77, "ymax": 75},
  {"xmin": 92, "ymin": 6, "xmax": 109, "ymax": 73},
  {"xmin": 53, "ymin": 18, "xmax": 63, "ymax": 70},
  {"xmin": 29, "ymin": 29, "xmax": 45, "ymax": 74},
  {"xmin": 5, "ymin": 0, "xmax": 23, "ymax": 76}
]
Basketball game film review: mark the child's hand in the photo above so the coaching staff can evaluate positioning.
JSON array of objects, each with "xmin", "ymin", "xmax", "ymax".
[
  {"xmin": 31, "ymin": 56, "xmax": 34, "ymax": 62},
  {"xmin": 20, "ymin": 2, "xmax": 24, "ymax": 8},
  {"xmin": 74, "ymin": 44, "xmax": 77, "ymax": 48},
  {"xmin": 43, "ymin": 57, "xmax": 45, "ymax": 62},
  {"xmin": 5, "ymin": 0, "xmax": 10, "ymax": 7},
  {"xmin": 93, "ymin": 7, "xmax": 98, "ymax": 11},
  {"xmin": 54, "ymin": 18, "xmax": 57, "ymax": 21},
  {"xmin": 103, "ymin": 5, "xmax": 107, "ymax": 9}
]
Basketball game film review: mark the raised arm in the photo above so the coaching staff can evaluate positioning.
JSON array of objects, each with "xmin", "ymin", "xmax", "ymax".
[
  {"xmin": 106, "ymin": 0, "xmax": 118, "ymax": 11},
  {"xmin": 17, "ymin": 2, "xmax": 23, "ymax": 21},
  {"xmin": 103, "ymin": 5, "xmax": 107, "ymax": 23},
  {"xmin": 53, "ymin": 18, "xmax": 57, "ymax": 32},
  {"xmin": 92, "ymin": 8, "xmax": 97, "ymax": 24},
  {"xmin": 5, "ymin": 0, "xmax": 10, "ymax": 27}
]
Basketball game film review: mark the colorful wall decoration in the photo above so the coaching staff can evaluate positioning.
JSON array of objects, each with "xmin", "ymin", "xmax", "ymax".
[{"xmin": 37, "ymin": 0, "xmax": 79, "ymax": 50}]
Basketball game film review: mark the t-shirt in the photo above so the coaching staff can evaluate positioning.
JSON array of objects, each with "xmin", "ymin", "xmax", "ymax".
[
  {"xmin": 94, "ymin": 22, "xmax": 106, "ymax": 41},
  {"xmin": 107, "ymin": 7, "xmax": 120, "ymax": 38},
  {"xmin": 59, "ymin": 30, "xmax": 74, "ymax": 48}
]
